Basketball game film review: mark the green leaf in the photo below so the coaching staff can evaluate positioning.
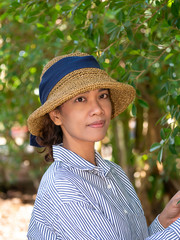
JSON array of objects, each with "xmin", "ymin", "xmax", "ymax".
[
  {"xmin": 169, "ymin": 136, "xmax": 175, "ymax": 145},
  {"xmin": 169, "ymin": 144, "xmax": 177, "ymax": 154},
  {"xmin": 150, "ymin": 142, "xmax": 161, "ymax": 152},
  {"xmin": 157, "ymin": 147, "xmax": 163, "ymax": 163},
  {"xmin": 175, "ymin": 136, "xmax": 180, "ymax": 145},
  {"xmin": 136, "ymin": 89, "xmax": 141, "ymax": 97},
  {"xmin": 156, "ymin": 114, "xmax": 167, "ymax": 126},
  {"xmin": 117, "ymin": 66, "xmax": 126, "ymax": 76},
  {"xmin": 10, "ymin": 2, "xmax": 20, "ymax": 8},
  {"xmin": 111, "ymin": 57, "xmax": 120, "ymax": 68},
  {"xmin": 164, "ymin": 128, "xmax": 171, "ymax": 136},
  {"xmin": 97, "ymin": 1, "xmax": 108, "ymax": 13},
  {"xmin": 116, "ymin": 10, "xmax": 125, "ymax": 23},
  {"xmin": 175, "ymin": 111, "xmax": 180, "ymax": 120},
  {"xmin": 177, "ymin": 18, "xmax": 180, "ymax": 29},
  {"xmin": 164, "ymin": 53, "xmax": 174, "ymax": 61},
  {"xmin": 177, "ymin": 95, "xmax": 180, "ymax": 104},
  {"xmin": 55, "ymin": 29, "xmax": 64, "ymax": 39},
  {"xmin": 26, "ymin": 16, "xmax": 37, "ymax": 23},
  {"xmin": 148, "ymin": 12, "xmax": 159, "ymax": 27},
  {"xmin": 171, "ymin": 1, "xmax": 179, "ymax": 17},
  {"xmin": 61, "ymin": 5, "xmax": 72, "ymax": 11},
  {"xmin": 106, "ymin": 22, "xmax": 117, "ymax": 34},
  {"xmin": 0, "ymin": 12, "xmax": 9, "ymax": 21},
  {"xmin": 29, "ymin": 9, "xmax": 41, "ymax": 17},
  {"xmin": 36, "ymin": 23, "xmax": 44, "ymax": 29},
  {"xmin": 175, "ymin": 35, "xmax": 180, "ymax": 41},
  {"xmin": 109, "ymin": 46, "xmax": 116, "ymax": 55},
  {"xmin": 172, "ymin": 126, "xmax": 179, "ymax": 137},
  {"xmin": 124, "ymin": 21, "xmax": 131, "ymax": 28},
  {"xmin": 167, "ymin": 0, "xmax": 173, "ymax": 7},
  {"xmin": 55, "ymin": 4, "xmax": 61, "ymax": 12},
  {"xmin": 129, "ymin": 50, "xmax": 140, "ymax": 55},
  {"xmin": 132, "ymin": 104, "xmax": 137, "ymax": 117},
  {"xmin": 160, "ymin": 128, "xmax": 166, "ymax": 140},
  {"xmin": 138, "ymin": 99, "xmax": 149, "ymax": 108},
  {"xmin": 51, "ymin": 11, "xmax": 58, "ymax": 24},
  {"xmin": 125, "ymin": 26, "xmax": 133, "ymax": 41}
]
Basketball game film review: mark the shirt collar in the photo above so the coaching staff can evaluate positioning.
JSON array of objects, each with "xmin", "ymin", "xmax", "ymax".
[
  {"xmin": 53, "ymin": 144, "xmax": 111, "ymax": 176},
  {"xmin": 95, "ymin": 151, "xmax": 111, "ymax": 176}
]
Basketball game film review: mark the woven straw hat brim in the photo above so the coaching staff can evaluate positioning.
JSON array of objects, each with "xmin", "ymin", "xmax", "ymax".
[{"xmin": 27, "ymin": 68, "xmax": 135, "ymax": 136}]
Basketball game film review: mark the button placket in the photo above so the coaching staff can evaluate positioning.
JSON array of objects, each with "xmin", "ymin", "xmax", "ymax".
[
  {"xmin": 93, "ymin": 169, "xmax": 98, "ymax": 175},
  {"xmin": 105, "ymin": 177, "xmax": 113, "ymax": 190},
  {"xmin": 124, "ymin": 209, "xmax": 128, "ymax": 214},
  {"xmin": 92, "ymin": 167, "xmax": 105, "ymax": 178}
]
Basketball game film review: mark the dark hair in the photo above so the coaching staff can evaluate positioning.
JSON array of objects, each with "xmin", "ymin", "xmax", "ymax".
[{"xmin": 36, "ymin": 111, "xmax": 63, "ymax": 162}]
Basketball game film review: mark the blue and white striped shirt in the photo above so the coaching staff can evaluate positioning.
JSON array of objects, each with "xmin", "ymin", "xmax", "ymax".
[{"xmin": 27, "ymin": 145, "xmax": 180, "ymax": 239}]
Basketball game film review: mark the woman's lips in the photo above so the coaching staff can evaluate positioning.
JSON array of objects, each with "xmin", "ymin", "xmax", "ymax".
[{"xmin": 87, "ymin": 120, "xmax": 105, "ymax": 128}]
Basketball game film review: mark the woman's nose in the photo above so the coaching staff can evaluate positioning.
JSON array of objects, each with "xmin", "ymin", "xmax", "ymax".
[{"xmin": 89, "ymin": 99, "xmax": 104, "ymax": 116}]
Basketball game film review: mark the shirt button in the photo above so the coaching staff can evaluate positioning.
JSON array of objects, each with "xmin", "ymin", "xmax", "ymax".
[
  {"xmin": 124, "ymin": 209, "xmax": 128, "ymax": 214},
  {"xmin": 93, "ymin": 170, "xmax": 98, "ymax": 175},
  {"xmin": 107, "ymin": 184, "xmax": 111, "ymax": 189}
]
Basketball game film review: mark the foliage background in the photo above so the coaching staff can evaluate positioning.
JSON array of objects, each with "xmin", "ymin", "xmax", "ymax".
[{"xmin": 0, "ymin": 0, "xmax": 180, "ymax": 223}]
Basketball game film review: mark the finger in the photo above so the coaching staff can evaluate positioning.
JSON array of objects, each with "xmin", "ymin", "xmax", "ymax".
[
  {"xmin": 170, "ymin": 191, "xmax": 180, "ymax": 201},
  {"xmin": 173, "ymin": 191, "xmax": 180, "ymax": 197}
]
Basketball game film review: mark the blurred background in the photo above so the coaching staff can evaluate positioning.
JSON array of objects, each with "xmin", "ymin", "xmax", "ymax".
[{"xmin": 0, "ymin": 0, "xmax": 180, "ymax": 239}]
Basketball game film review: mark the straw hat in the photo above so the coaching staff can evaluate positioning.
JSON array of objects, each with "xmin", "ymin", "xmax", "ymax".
[{"xmin": 27, "ymin": 52, "xmax": 135, "ymax": 137}]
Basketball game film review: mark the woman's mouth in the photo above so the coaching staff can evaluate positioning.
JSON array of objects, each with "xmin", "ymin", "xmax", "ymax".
[{"xmin": 87, "ymin": 120, "xmax": 105, "ymax": 128}]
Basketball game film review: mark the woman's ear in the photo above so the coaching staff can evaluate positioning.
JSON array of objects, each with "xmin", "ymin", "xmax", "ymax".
[{"xmin": 49, "ymin": 110, "xmax": 62, "ymax": 126}]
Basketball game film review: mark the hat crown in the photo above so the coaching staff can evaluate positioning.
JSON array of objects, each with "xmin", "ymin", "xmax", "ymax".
[
  {"xmin": 40, "ymin": 52, "xmax": 89, "ymax": 81},
  {"xmin": 39, "ymin": 53, "xmax": 101, "ymax": 105}
]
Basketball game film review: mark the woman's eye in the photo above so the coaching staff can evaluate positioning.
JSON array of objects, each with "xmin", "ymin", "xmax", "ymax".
[
  {"xmin": 75, "ymin": 97, "xmax": 85, "ymax": 102},
  {"xmin": 100, "ymin": 93, "xmax": 109, "ymax": 99}
]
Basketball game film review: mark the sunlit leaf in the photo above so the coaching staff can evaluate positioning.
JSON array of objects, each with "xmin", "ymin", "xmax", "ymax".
[
  {"xmin": 175, "ymin": 35, "xmax": 180, "ymax": 41},
  {"xmin": 150, "ymin": 142, "xmax": 161, "ymax": 152},
  {"xmin": 175, "ymin": 136, "xmax": 180, "ymax": 145},
  {"xmin": 157, "ymin": 147, "xmax": 163, "ymax": 163}
]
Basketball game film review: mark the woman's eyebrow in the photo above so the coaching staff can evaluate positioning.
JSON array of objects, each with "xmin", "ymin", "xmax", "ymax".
[
  {"xmin": 77, "ymin": 89, "xmax": 108, "ymax": 95},
  {"xmin": 98, "ymin": 88, "xmax": 108, "ymax": 92}
]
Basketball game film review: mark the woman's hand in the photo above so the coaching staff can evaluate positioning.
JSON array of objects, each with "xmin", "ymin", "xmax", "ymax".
[{"xmin": 158, "ymin": 190, "xmax": 180, "ymax": 228}]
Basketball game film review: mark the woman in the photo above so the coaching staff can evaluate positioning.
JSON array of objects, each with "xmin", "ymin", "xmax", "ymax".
[{"xmin": 27, "ymin": 52, "xmax": 180, "ymax": 239}]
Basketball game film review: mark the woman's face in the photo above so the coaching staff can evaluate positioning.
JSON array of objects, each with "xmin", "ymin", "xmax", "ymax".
[{"xmin": 50, "ymin": 88, "xmax": 112, "ymax": 146}]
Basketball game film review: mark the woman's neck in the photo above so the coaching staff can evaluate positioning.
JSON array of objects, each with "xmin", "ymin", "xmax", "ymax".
[{"xmin": 62, "ymin": 139, "xmax": 96, "ymax": 165}]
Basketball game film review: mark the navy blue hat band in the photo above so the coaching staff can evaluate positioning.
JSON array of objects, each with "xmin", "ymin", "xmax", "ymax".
[
  {"xmin": 39, "ymin": 55, "xmax": 101, "ymax": 105},
  {"xmin": 30, "ymin": 134, "xmax": 43, "ymax": 147}
]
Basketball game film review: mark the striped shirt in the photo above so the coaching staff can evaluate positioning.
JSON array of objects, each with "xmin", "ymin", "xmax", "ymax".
[{"xmin": 27, "ymin": 145, "xmax": 180, "ymax": 239}]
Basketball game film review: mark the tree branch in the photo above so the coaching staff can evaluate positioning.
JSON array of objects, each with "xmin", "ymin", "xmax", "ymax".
[{"xmin": 135, "ymin": 44, "xmax": 173, "ymax": 81}]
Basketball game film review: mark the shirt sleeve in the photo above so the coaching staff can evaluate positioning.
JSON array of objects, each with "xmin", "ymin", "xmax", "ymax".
[
  {"xmin": 148, "ymin": 215, "xmax": 165, "ymax": 236},
  {"xmin": 146, "ymin": 218, "xmax": 180, "ymax": 240}
]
